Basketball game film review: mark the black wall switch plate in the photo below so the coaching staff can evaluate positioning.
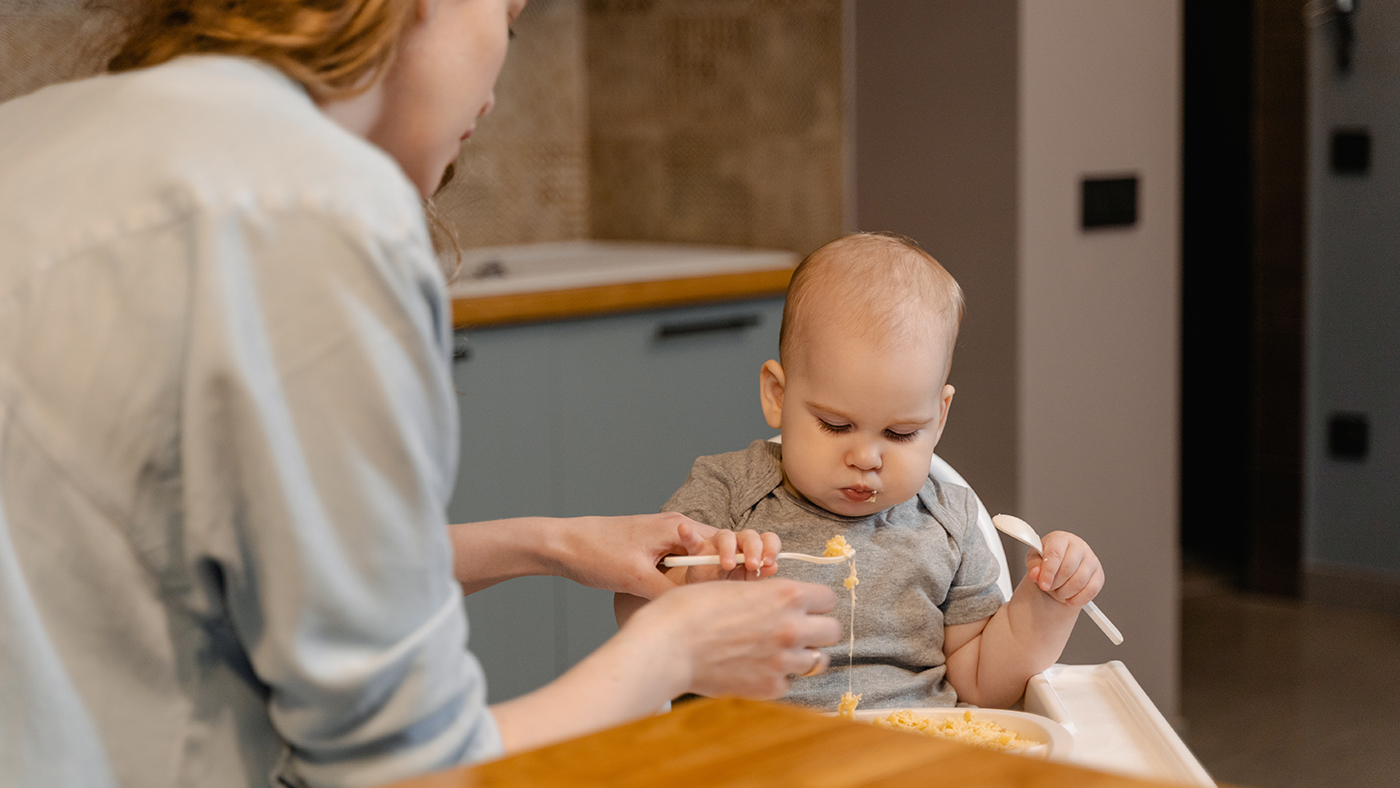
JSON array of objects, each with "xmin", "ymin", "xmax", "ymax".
[
  {"xmin": 1081, "ymin": 176, "xmax": 1138, "ymax": 229},
  {"xmin": 1331, "ymin": 128, "xmax": 1370, "ymax": 175},
  {"xmin": 1328, "ymin": 412, "xmax": 1369, "ymax": 461}
]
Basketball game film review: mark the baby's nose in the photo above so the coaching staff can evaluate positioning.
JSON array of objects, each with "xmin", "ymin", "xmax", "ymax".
[{"xmin": 847, "ymin": 444, "xmax": 882, "ymax": 471}]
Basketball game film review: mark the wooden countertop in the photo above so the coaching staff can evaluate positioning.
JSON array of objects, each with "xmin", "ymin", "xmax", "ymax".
[
  {"xmin": 380, "ymin": 697, "xmax": 1194, "ymax": 788},
  {"xmin": 451, "ymin": 267, "xmax": 794, "ymax": 329}
]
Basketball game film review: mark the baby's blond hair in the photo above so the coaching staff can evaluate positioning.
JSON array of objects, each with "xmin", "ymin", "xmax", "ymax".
[{"xmin": 778, "ymin": 232, "xmax": 964, "ymax": 373}]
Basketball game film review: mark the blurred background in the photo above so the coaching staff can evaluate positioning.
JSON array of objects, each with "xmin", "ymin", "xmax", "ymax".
[{"xmin": 3, "ymin": 1, "xmax": 1398, "ymax": 785}]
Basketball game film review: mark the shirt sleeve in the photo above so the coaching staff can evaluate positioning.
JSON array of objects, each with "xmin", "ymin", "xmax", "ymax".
[
  {"xmin": 939, "ymin": 485, "xmax": 1007, "ymax": 626},
  {"xmin": 180, "ymin": 204, "xmax": 501, "ymax": 788},
  {"xmin": 661, "ymin": 454, "xmax": 743, "ymax": 531}
]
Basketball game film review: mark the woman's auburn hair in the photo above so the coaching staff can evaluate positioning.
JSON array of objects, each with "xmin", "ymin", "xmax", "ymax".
[
  {"xmin": 108, "ymin": 0, "xmax": 419, "ymax": 101},
  {"xmin": 108, "ymin": 0, "xmax": 466, "ymax": 280}
]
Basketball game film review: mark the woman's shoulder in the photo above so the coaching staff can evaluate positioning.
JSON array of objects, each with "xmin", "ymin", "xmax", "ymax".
[{"xmin": 0, "ymin": 56, "xmax": 423, "ymax": 251}]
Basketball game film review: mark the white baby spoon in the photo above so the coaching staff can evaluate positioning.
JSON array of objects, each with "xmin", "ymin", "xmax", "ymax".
[
  {"xmin": 992, "ymin": 514, "xmax": 1124, "ymax": 646},
  {"xmin": 662, "ymin": 552, "xmax": 848, "ymax": 567}
]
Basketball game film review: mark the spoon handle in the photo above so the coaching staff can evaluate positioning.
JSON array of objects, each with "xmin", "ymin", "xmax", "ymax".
[
  {"xmin": 661, "ymin": 552, "xmax": 846, "ymax": 567},
  {"xmin": 1083, "ymin": 601, "xmax": 1124, "ymax": 645},
  {"xmin": 661, "ymin": 555, "xmax": 722, "ymax": 566}
]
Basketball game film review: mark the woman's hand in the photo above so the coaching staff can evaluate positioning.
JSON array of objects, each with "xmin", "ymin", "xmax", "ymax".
[
  {"xmin": 641, "ymin": 578, "xmax": 841, "ymax": 699},
  {"xmin": 491, "ymin": 577, "xmax": 841, "ymax": 754},
  {"xmin": 550, "ymin": 513, "xmax": 738, "ymax": 600},
  {"xmin": 675, "ymin": 521, "xmax": 782, "ymax": 584}
]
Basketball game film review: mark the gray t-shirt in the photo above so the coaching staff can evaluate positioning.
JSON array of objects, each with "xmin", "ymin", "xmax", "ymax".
[{"xmin": 664, "ymin": 440, "xmax": 1005, "ymax": 709}]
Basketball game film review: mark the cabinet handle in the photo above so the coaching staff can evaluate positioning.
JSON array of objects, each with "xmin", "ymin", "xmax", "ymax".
[
  {"xmin": 655, "ymin": 314, "xmax": 761, "ymax": 339},
  {"xmin": 452, "ymin": 333, "xmax": 472, "ymax": 362}
]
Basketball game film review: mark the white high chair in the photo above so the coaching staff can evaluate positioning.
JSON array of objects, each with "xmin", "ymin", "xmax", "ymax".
[{"xmin": 764, "ymin": 437, "xmax": 1215, "ymax": 786}]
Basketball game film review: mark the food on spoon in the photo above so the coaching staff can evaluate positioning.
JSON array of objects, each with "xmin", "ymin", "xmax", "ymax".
[
  {"xmin": 871, "ymin": 709, "xmax": 1036, "ymax": 752},
  {"xmin": 823, "ymin": 535, "xmax": 855, "ymax": 558},
  {"xmin": 823, "ymin": 535, "xmax": 860, "ymax": 595}
]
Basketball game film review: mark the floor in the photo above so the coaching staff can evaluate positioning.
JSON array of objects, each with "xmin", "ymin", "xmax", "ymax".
[{"xmin": 1179, "ymin": 570, "xmax": 1400, "ymax": 788}]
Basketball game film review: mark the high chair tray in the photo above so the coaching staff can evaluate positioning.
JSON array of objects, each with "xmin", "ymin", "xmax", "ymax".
[{"xmin": 1023, "ymin": 661, "xmax": 1216, "ymax": 787}]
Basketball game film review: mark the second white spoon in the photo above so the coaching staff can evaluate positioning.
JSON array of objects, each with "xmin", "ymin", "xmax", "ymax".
[{"xmin": 992, "ymin": 514, "xmax": 1124, "ymax": 646}]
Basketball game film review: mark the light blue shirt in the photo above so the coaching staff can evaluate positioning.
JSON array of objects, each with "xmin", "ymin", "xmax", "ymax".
[{"xmin": 0, "ymin": 56, "xmax": 501, "ymax": 787}]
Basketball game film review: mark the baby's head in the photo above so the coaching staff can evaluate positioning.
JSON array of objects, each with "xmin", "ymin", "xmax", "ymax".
[{"xmin": 761, "ymin": 232, "xmax": 963, "ymax": 517}]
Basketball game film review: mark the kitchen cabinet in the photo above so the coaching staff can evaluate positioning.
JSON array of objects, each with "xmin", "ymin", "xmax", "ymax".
[{"xmin": 448, "ymin": 297, "xmax": 784, "ymax": 702}]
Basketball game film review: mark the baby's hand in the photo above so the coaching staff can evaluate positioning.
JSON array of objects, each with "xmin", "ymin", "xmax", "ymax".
[
  {"xmin": 1025, "ymin": 531, "xmax": 1103, "ymax": 607},
  {"xmin": 676, "ymin": 521, "xmax": 781, "ymax": 583}
]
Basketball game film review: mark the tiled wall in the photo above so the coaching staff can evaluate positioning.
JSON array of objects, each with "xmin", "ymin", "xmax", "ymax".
[
  {"xmin": 2, "ymin": 0, "xmax": 846, "ymax": 256},
  {"xmin": 435, "ymin": 0, "xmax": 592, "ymax": 247},
  {"xmin": 585, "ymin": 0, "xmax": 846, "ymax": 254},
  {"xmin": 439, "ymin": 0, "xmax": 846, "ymax": 255},
  {"xmin": 0, "ymin": 1, "xmax": 131, "ymax": 104}
]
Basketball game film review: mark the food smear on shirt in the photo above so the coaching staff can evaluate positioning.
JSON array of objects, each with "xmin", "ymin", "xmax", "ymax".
[
  {"xmin": 823, "ymin": 534, "xmax": 860, "ymax": 712},
  {"xmin": 871, "ymin": 709, "xmax": 1035, "ymax": 752}
]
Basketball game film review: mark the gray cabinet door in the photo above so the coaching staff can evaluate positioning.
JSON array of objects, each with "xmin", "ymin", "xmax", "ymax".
[
  {"xmin": 551, "ymin": 299, "xmax": 784, "ymax": 668},
  {"xmin": 450, "ymin": 322, "xmax": 562, "ymax": 703},
  {"xmin": 552, "ymin": 299, "xmax": 784, "ymax": 519},
  {"xmin": 448, "ymin": 297, "xmax": 785, "ymax": 698}
]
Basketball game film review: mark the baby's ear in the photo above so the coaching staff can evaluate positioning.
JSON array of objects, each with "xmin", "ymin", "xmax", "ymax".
[{"xmin": 758, "ymin": 359, "xmax": 786, "ymax": 430}]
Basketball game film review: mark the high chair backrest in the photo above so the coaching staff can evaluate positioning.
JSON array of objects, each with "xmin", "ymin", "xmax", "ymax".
[{"xmin": 767, "ymin": 436, "xmax": 1014, "ymax": 600}]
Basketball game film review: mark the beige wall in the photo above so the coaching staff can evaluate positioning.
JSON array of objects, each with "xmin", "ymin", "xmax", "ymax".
[
  {"xmin": 852, "ymin": 0, "xmax": 1020, "ymax": 519},
  {"xmin": 1018, "ymin": 0, "xmax": 1182, "ymax": 715},
  {"xmin": 855, "ymin": 0, "xmax": 1182, "ymax": 717}
]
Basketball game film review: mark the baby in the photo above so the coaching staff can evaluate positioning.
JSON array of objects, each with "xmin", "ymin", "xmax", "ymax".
[{"xmin": 653, "ymin": 231, "xmax": 1104, "ymax": 710}]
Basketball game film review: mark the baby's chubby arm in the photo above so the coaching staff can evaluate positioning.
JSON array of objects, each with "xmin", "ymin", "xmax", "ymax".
[
  {"xmin": 614, "ymin": 521, "xmax": 782, "ymax": 627},
  {"xmin": 942, "ymin": 531, "xmax": 1104, "ymax": 708}
]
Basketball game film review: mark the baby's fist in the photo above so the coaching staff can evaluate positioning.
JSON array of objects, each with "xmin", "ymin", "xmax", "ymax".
[{"xmin": 1024, "ymin": 531, "xmax": 1103, "ymax": 607}]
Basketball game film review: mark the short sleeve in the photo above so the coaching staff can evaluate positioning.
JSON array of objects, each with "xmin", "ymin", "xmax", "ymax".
[
  {"xmin": 662, "ymin": 455, "xmax": 743, "ymax": 532},
  {"xmin": 937, "ymin": 485, "xmax": 1006, "ymax": 626},
  {"xmin": 181, "ymin": 205, "xmax": 501, "ymax": 787}
]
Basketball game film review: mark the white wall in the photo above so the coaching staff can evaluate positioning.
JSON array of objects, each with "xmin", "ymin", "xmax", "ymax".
[
  {"xmin": 1019, "ymin": 0, "xmax": 1182, "ymax": 717},
  {"xmin": 1306, "ymin": 3, "xmax": 1400, "ymax": 585}
]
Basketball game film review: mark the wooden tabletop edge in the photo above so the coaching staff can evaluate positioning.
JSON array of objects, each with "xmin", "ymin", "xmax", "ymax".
[{"xmin": 451, "ymin": 268, "xmax": 795, "ymax": 329}]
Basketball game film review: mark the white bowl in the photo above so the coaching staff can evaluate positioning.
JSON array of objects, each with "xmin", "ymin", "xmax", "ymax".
[{"xmin": 842, "ymin": 707, "xmax": 1074, "ymax": 761}]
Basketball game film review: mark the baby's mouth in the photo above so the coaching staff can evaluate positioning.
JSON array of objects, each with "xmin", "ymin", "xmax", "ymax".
[{"xmin": 840, "ymin": 486, "xmax": 878, "ymax": 503}]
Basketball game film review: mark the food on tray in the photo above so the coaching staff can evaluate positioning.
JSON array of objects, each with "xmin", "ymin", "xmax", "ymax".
[
  {"xmin": 837, "ymin": 691, "xmax": 861, "ymax": 719},
  {"xmin": 872, "ymin": 709, "xmax": 1036, "ymax": 752}
]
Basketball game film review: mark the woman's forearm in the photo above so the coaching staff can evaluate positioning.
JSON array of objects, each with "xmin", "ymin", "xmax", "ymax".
[
  {"xmin": 488, "ymin": 614, "xmax": 688, "ymax": 754},
  {"xmin": 489, "ymin": 577, "xmax": 841, "ymax": 754},
  {"xmin": 449, "ymin": 513, "xmax": 717, "ymax": 599},
  {"xmin": 449, "ymin": 517, "xmax": 571, "ymax": 595}
]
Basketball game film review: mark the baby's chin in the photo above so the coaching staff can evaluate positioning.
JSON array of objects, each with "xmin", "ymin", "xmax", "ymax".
[{"xmin": 814, "ymin": 491, "xmax": 886, "ymax": 518}]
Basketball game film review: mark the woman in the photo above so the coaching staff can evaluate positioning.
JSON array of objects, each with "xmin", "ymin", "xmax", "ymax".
[{"xmin": 0, "ymin": 1, "xmax": 840, "ymax": 786}]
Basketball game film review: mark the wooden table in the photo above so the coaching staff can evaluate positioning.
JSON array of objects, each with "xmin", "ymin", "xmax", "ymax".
[{"xmin": 383, "ymin": 697, "xmax": 1193, "ymax": 788}]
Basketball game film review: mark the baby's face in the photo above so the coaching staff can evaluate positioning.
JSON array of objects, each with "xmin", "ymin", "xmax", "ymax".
[{"xmin": 762, "ymin": 323, "xmax": 954, "ymax": 518}]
